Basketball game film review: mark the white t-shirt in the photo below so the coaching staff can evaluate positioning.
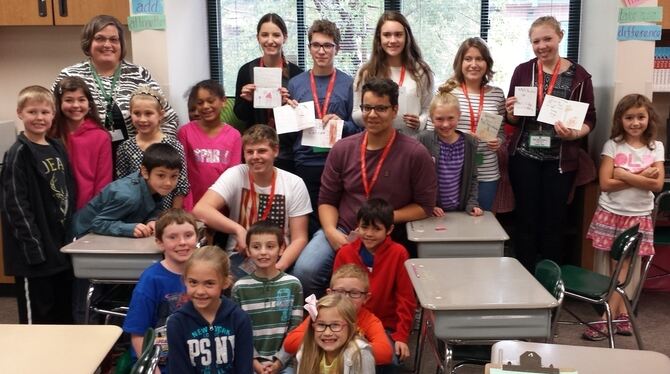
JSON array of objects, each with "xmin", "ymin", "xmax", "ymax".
[
  {"xmin": 209, "ymin": 165, "xmax": 312, "ymax": 250},
  {"xmin": 598, "ymin": 139, "xmax": 665, "ymax": 216}
]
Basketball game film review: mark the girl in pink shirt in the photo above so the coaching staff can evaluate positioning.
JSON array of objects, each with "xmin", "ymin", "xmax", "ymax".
[
  {"xmin": 52, "ymin": 77, "xmax": 112, "ymax": 210},
  {"xmin": 178, "ymin": 80, "xmax": 242, "ymax": 210}
]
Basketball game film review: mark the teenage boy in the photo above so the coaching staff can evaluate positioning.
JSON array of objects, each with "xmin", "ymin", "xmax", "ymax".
[
  {"xmin": 292, "ymin": 78, "xmax": 437, "ymax": 299},
  {"xmin": 232, "ymin": 220, "xmax": 303, "ymax": 374},
  {"xmin": 287, "ymin": 19, "xmax": 361, "ymax": 235},
  {"xmin": 2, "ymin": 86, "xmax": 76, "ymax": 324},
  {"xmin": 193, "ymin": 125, "xmax": 311, "ymax": 279},
  {"xmin": 333, "ymin": 198, "xmax": 417, "ymax": 362}
]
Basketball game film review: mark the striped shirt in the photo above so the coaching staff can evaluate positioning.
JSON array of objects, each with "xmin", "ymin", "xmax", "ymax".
[
  {"xmin": 232, "ymin": 272, "xmax": 303, "ymax": 363},
  {"xmin": 438, "ymin": 135, "xmax": 465, "ymax": 211}
]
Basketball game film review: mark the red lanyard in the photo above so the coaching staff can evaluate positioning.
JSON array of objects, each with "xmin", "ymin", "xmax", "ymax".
[
  {"xmin": 309, "ymin": 69, "xmax": 337, "ymax": 119},
  {"xmin": 259, "ymin": 56, "xmax": 285, "ymax": 68},
  {"xmin": 360, "ymin": 130, "xmax": 397, "ymax": 199},
  {"xmin": 247, "ymin": 170, "xmax": 277, "ymax": 226},
  {"xmin": 536, "ymin": 59, "xmax": 561, "ymax": 108},
  {"xmin": 461, "ymin": 83, "xmax": 485, "ymax": 133},
  {"xmin": 396, "ymin": 65, "xmax": 406, "ymax": 87}
]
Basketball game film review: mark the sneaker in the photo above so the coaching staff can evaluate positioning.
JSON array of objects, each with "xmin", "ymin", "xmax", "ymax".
[
  {"xmin": 582, "ymin": 321, "xmax": 611, "ymax": 341},
  {"xmin": 616, "ymin": 314, "xmax": 633, "ymax": 336}
]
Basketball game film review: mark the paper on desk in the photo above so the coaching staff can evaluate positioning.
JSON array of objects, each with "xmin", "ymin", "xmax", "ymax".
[
  {"xmin": 488, "ymin": 369, "xmax": 577, "ymax": 374},
  {"xmin": 301, "ymin": 119, "xmax": 343, "ymax": 148},
  {"xmin": 273, "ymin": 101, "xmax": 316, "ymax": 134},
  {"xmin": 514, "ymin": 86, "xmax": 537, "ymax": 116},
  {"xmin": 476, "ymin": 111, "xmax": 503, "ymax": 142},
  {"xmin": 398, "ymin": 87, "xmax": 420, "ymax": 116},
  {"xmin": 537, "ymin": 95, "xmax": 588, "ymax": 130},
  {"xmin": 253, "ymin": 67, "xmax": 282, "ymax": 108}
]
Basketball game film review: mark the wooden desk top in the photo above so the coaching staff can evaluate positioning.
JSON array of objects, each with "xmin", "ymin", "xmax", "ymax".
[
  {"xmin": 0, "ymin": 324, "xmax": 122, "ymax": 373},
  {"xmin": 406, "ymin": 212, "xmax": 509, "ymax": 242},
  {"xmin": 61, "ymin": 233, "xmax": 161, "ymax": 254},
  {"xmin": 405, "ymin": 257, "xmax": 557, "ymax": 310}
]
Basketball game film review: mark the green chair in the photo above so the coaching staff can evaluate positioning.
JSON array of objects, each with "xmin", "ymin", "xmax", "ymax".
[
  {"xmin": 560, "ymin": 224, "xmax": 643, "ymax": 349},
  {"xmin": 130, "ymin": 328, "xmax": 160, "ymax": 374},
  {"xmin": 534, "ymin": 259, "xmax": 564, "ymax": 343}
]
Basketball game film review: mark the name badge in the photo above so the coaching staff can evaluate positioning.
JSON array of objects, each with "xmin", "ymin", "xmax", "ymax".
[
  {"xmin": 528, "ymin": 130, "xmax": 551, "ymax": 149},
  {"xmin": 110, "ymin": 129, "xmax": 125, "ymax": 142}
]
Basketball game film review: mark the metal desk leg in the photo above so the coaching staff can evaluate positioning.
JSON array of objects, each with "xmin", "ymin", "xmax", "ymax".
[
  {"xmin": 412, "ymin": 308, "xmax": 425, "ymax": 373},
  {"xmin": 85, "ymin": 282, "xmax": 95, "ymax": 324}
]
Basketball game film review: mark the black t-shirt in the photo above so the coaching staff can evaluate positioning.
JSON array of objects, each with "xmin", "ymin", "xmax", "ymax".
[{"xmin": 33, "ymin": 142, "xmax": 70, "ymax": 226}]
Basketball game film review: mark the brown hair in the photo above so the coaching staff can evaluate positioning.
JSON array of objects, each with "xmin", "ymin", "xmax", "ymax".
[
  {"xmin": 529, "ymin": 16, "xmax": 564, "ymax": 39},
  {"xmin": 242, "ymin": 124, "xmax": 279, "ymax": 149},
  {"xmin": 611, "ymin": 94, "xmax": 658, "ymax": 150},
  {"xmin": 429, "ymin": 79, "xmax": 460, "ymax": 116},
  {"xmin": 330, "ymin": 264, "xmax": 370, "ymax": 290},
  {"xmin": 52, "ymin": 77, "xmax": 104, "ymax": 146},
  {"xmin": 452, "ymin": 37, "xmax": 495, "ymax": 86},
  {"xmin": 17, "ymin": 85, "xmax": 55, "ymax": 112},
  {"xmin": 245, "ymin": 220, "xmax": 284, "ymax": 247},
  {"xmin": 81, "ymin": 15, "xmax": 127, "ymax": 60},
  {"xmin": 308, "ymin": 19, "xmax": 341, "ymax": 46},
  {"xmin": 256, "ymin": 13, "xmax": 291, "ymax": 79},
  {"xmin": 155, "ymin": 208, "xmax": 198, "ymax": 241},
  {"xmin": 355, "ymin": 11, "xmax": 433, "ymax": 92},
  {"xmin": 184, "ymin": 245, "xmax": 231, "ymax": 286}
]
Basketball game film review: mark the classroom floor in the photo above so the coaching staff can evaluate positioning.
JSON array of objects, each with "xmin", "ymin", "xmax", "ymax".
[{"xmin": 0, "ymin": 291, "xmax": 668, "ymax": 373}]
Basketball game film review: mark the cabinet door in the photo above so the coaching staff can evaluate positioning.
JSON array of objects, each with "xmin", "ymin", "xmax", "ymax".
[
  {"xmin": 53, "ymin": 0, "xmax": 129, "ymax": 26},
  {"xmin": 0, "ymin": 0, "xmax": 54, "ymax": 26}
]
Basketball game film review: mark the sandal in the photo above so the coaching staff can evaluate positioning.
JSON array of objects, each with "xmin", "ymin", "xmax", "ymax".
[
  {"xmin": 616, "ymin": 313, "xmax": 632, "ymax": 336},
  {"xmin": 582, "ymin": 321, "xmax": 611, "ymax": 341}
]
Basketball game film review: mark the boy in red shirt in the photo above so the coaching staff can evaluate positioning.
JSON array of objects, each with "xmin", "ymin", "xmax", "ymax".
[{"xmin": 333, "ymin": 198, "xmax": 416, "ymax": 363}]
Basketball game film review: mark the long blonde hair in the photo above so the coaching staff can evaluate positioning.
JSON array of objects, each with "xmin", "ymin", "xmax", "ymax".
[
  {"xmin": 297, "ymin": 294, "xmax": 362, "ymax": 374},
  {"xmin": 429, "ymin": 78, "xmax": 461, "ymax": 117}
]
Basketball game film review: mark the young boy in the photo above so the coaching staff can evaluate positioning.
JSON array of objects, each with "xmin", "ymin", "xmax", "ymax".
[
  {"xmin": 123, "ymin": 209, "xmax": 197, "ymax": 372},
  {"xmin": 333, "ymin": 198, "xmax": 417, "ymax": 362},
  {"xmin": 71, "ymin": 142, "xmax": 182, "ymax": 238},
  {"xmin": 283, "ymin": 264, "xmax": 394, "ymax": 366},
  {"xmin": 232, "ymin": 220, "xmax": 303, "ymax": 373},
  {"xmin": 1, "ymin": 86, "xmax": 76, "ymax": 324}
]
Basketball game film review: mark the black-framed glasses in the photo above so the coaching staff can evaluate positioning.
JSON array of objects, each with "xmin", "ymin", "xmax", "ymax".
[
  {"xmin": 330, "ymin": 288, "xmax": 368, "ymax": 299},
  {"xmin": 360, "ymin": 104, "xmax": 392, "ymax": 114},
  {"xmin": 309, "ymin": 42, "xmax": 337, "ymax": 52},
  {"xmin": 312, "ymin": 321, "xmax": 346, "ymax": 332}
]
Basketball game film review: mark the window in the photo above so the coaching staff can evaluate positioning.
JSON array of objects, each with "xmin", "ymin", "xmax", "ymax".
[{"xmin": 210, "ymin": 0, "xmax": 581, "ymax": 96}]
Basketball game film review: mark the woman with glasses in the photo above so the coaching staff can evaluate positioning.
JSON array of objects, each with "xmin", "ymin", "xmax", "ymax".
[
  {"xmin": 53, "ymin": 15, "xmax": 179, "ymax": 155},
  {"xmin": 352, "ymin": 11, "xmax": 434, "ymax": 136},
  {"xmin": 234, "ymin": 13, "xmax": 303, "ymax": 172}
]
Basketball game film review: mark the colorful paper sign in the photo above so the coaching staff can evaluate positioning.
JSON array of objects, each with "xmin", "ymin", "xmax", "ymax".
[
  {"xmin": 618, "ymin": 6, "xmax": 662, "ymax": 23},
  {"xmin": 131, "ymin": 0, "xmax": 164, "ymax": 15},
  {"xmin": 617, "ymin": 25, "xmax": 662, "ymax": 41},
  {"xmin": 127, "ymin": 14, "xmax": 166, "ymax": 32},
  {"xmin": 624, "ymin": 0, "xmax": 650, "ymax": 7}
]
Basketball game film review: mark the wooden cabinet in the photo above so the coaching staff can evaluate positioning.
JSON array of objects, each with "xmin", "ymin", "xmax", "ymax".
[{"xmin": 0, "ymin": 0, "xmax": 129, "ymax": 26}]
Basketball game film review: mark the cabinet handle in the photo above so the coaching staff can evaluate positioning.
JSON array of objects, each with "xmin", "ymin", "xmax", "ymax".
[
  {"xmin": 38, "ymin": 0, "xmax": 47, "ymax": 17},
  {"xmin": 58, "ymin": 0, "xmax": 68, "ymax": 17}
]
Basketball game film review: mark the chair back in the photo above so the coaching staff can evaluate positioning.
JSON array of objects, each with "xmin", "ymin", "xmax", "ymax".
[
  {"xmin": 535, "ymin": 259, "xmax": 564, "ymax": 342},
  {"xmin": 130, "ymin": 328, "xmax": 156, "ymax": 374},
  {"xmin": 608, "ymin": 225, "xmax": 643, "ymax": 298},
  {"xmin": 609, "ymin": 224, "xmax": 640, "ymax": 262}
]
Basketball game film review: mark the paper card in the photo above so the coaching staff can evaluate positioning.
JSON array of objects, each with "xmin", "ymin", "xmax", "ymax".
[
  {"xmin": 398, "ymin": 87, "xmax": 420, "ymax": 116},
  {"xmin": 514, "ymin": 86, "xmax": 537, "ymax": 116},
  {"xmin": 536, "ymin": 95, "xmax": 588, "ymax": 130},
  {"xmin": 476, "ymin": 111, "xmax": 503, "ymax": 142},
  {"xmin": 131, "ymin": 0, "xmax": 164, "ymax": 15},
  {"xmin": 617, "ymin": 25, "xmax": 662, "ymax": 41},
  {"xmin": 273, "ymin": 101, "xmax": 316, "ymax": 134},
  {"xmin": 301, "ymin": 119, "xmax": 344, "ymax": 148},
  {"xmin": 253, "ymin": 67, "xmax": 282, "ymax": 108},
  {"xmin": 618, "ymin": 6, "xmax": 662, "ymax": 23},
  {"xmin": 624, "ymin": 0, "xmax": 649, "ymax": 6},
  {"xmin": 127, "ymin": 14, "xmax": 166, "ymax": 31}
]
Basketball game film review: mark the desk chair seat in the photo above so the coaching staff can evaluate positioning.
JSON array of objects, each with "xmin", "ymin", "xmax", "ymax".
[{"xmin": 559, "ymin": 224, "xmax": 644, "ymax": 349}]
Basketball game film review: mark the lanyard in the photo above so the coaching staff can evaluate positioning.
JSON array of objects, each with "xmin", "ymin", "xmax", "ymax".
[
  {"xmin": 396, "ymin": 65, "xmax": 406, "ymax": 87},
  {"xmin": 536, "ymin": 59, "xmax": 561, "ymax": 108},
  {"xmin": 90, "ymin": 61, "xmax": 121, "ymax": 128},
  {"xmin": 461, "ymin": 84, "xmax": 485, "ymax": 133},
  {"xmin": 259, "ymin": 56, "xmax": 285, "ymax": 68},
  {"xmin": 247, "ymin": 169, "xmax": 277, "ymax": 226},
  {"xmin": 360, "ymin": 130, "xmax": 397, "ymax": 199},
  {"xmin": 309, "ymin": 69, "xmax": 337, "ymax": 119}
]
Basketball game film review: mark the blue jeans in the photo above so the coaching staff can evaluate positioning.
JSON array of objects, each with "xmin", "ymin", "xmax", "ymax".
[
  {"xmin": 290, "ymin": 229, "xmax": 336, "ymax": 299},
  {"xmin": 477, "ymin": 180, "xmax": 499, "ymax": 211}
]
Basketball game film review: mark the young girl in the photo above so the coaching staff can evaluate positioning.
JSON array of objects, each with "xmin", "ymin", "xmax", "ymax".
[
  {"xmin": 52, "ymin": 76, "xmax": 112, "ymax": 210},
  {"xmin": 584, "ymin": 94, "xmax": 664, "ymax": 340},
  {"xmin": 352, "ymin": 11, "xmax": 434, "ymax": 136},
  {"xmin": 297, "ymin": 294, "xmax": 375, "ymax": 374},
  {"xmin": 178, "ymin": 80, "xmax": 242, "ymax": 211},
  {"xmin": 167, "ymin": 245, "xmax": 254, "ymax": 373},
  {"xmin": 116, "ymin": 86, "xmax": 189, "ymax": 209},
  {"xmin": 417, "ymin": 80, "xmax": 483, "ymax": 217}
]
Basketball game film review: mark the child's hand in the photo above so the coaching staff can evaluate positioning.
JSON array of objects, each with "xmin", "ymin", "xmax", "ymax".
[
  {"xmin": 147, "ymin": 220, "xmax": 156, "ymax": 232},
  {"xmin": 403, "ymin": 114, "xmax": 420, "ymax": 130},
  {"xmin": 240, "ymin": 84, "xmax": 256, "ymax": 102},
  {"xmin": 486, "ymin": 138, "xmax": 501, "ymax": 151},
  {"xmin": 641, "ymin": 166, "xmax": 660, "ymax": 179},
  {"xmin": 267, "ymin": 360, "xmax": 282, "ymax": 374},
  {"xmin": 432, "ymin": 206, "xmax": 445, "ymax": 217},
  {"xmin": 133, "ymin": 223, "xmax": 153, "ymax": 238},
  {"xmin": 252, "ymin": 359, "xmax": 265, "ymax": 374},
  {"xmin": 613, "ymin": 167, "xmax": 629, "ymax": 180},
  {"xmin": 395, "ymin": 341, "xmax": 410, "ymax": 361},
  {"xmin": 470, "ymin": 207, "xmax": 484, "ymax": 216}
]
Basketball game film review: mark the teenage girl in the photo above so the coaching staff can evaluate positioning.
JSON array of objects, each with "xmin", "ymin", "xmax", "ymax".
[
  {"xmin": 234, "ymin": 13, "xmax": 303, "ymax": 172},
  {"xmin": 167, "ymin": 245, "xmax": 253, "ymax": 373},
  {"xmin": 352, "ymin": 11, "xmax": 434, "ymax": 136},
  {"xmin": 178, "ymin": 80, "xmax": 242, "ymax": 211},
  {"xmin": 52, "ymin": 76, "xmax": 112, "ymax": 210},
  {"xmin": 116, "ymin": 86, "xmax": 189, "ymax": 209},
  {"xmin": 584, "ymin": 94, "xmax": 664, "ymax": 341},
  {"xmin": 418, "ymin": 80, "xmax": 483, "ymax": 217},
  {"xmin": 297, "ymin": 294, "xmax": 375, "ymax": 374}
]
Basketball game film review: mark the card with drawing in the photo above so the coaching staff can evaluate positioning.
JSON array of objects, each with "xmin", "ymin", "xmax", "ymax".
[
  {"xmin": 476, "ymin": 111, "xmax": 503, "ymax": 142},
  {"xmin": 301, "ymin": 119, "xmax": 344, "ymax": 148},
  {"xmin": 514, "ymin": 86, "xmax": 537, "ymax": 116},
  {"xmin": 536, "ymin": 95, "xmax": 588, "ymax": 130},
  {"xmin": 273, "ymin": 101, "xmax": 316, "ymax": 134},
  {"xmin": 253, "ymin": 67, "xmax": 282, "ymax": 108}
]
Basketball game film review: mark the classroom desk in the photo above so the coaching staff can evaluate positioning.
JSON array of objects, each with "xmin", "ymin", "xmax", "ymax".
[
  {"xmin": 0, "ymin": 324, "xmax": 122, "ymax": 374},
  {"xmin": 406, "ymin": 212, "xmax": 509, "ymax": 258},
  {"xmin": 491, "ymin": 340, "xmax": 670, "ymax": 374},
  {"xmin": 406, "ymin": 257, "xmax": 557, "ymax": 373}
]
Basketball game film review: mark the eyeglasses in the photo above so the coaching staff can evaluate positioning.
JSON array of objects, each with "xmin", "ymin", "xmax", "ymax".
[
  {"xmin": 330, "ymin": 288, "xmax": 368, "ymax": 299},
  {"xmin": 309, "ymin": 42, "xmax": 337, "ymax": 52},
  {"xmin": 312, "ymin": 321, "xmax": 346, "ymax": 332},
  {"xmin": 93, "ymin": 35, "xmax": 121, "ymax": 45},
  {"xmin": 360, "ymin": 104, "xmax": 392, "ymax": 114}
]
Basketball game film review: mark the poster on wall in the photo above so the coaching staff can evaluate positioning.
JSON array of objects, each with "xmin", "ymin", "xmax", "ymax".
[
  {"xmin": 617, "ymin": 25, "xmax": 662, "ymax": 41},
  {"xmin": 128, "ymin": 0, "xmax": 165, "ymax": 31}
]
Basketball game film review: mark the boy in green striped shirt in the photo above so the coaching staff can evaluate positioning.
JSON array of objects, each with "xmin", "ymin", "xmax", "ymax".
[{"xmin": 232, "ymin": 220, "xmax": 303, "ymax": 373}]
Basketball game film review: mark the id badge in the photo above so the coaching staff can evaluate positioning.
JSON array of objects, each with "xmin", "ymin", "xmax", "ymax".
[
  {"xmin": 528, "ymin": 130, "xmax": 551, "ymax": 149},
  {"xmin": 110, "ymin": 129, "xmax": 125, "ymax": 142},
  {"xmin": 475, "ymin": 153, "xmax": 484, "ymax": 166}
]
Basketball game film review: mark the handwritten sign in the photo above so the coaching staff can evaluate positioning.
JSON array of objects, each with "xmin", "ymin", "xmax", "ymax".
[
  {"xmin": 537, "ymin": 95, "xmax": 588, "ymax": 130},
  {"xmin": 624, "ymin": 0, "xmax": 649, "ymax": 7},
  {"xmin": 619, "ymin": 6, "xmax": 662, "ymax": 23},
  {"xmin": 476, "ymin": 112, "xmax": 503, "ymax": 142},
  {"xmin": 513, "ymin": 86, "xmax": 537, "ymax": 117},
  {"xmin": 301, "ymin": 119, "xmax": 344, "ymax": 148},
  {"xmin": 131, "ymin": 0, "xmax": 164, "ymax": 15},
  {"xmin": 617, "ymin": 25, "xmax": 662, "ymax": 41},
  {"xmin": 253, "ymin": 67, "xmax": 282, "ymax": 109},
  {"xmin": 273, "ymin": 102, "xmax": 316, "ymax": 134},
  {"xmin": 127, "ymin": 14, "xmax": 166, "ymax": 31}
]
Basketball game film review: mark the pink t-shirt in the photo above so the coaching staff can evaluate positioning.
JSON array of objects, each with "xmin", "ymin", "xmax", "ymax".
[{"xmin": 177, "ymin": 121, "xmax": 242, "ymax": 210}]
